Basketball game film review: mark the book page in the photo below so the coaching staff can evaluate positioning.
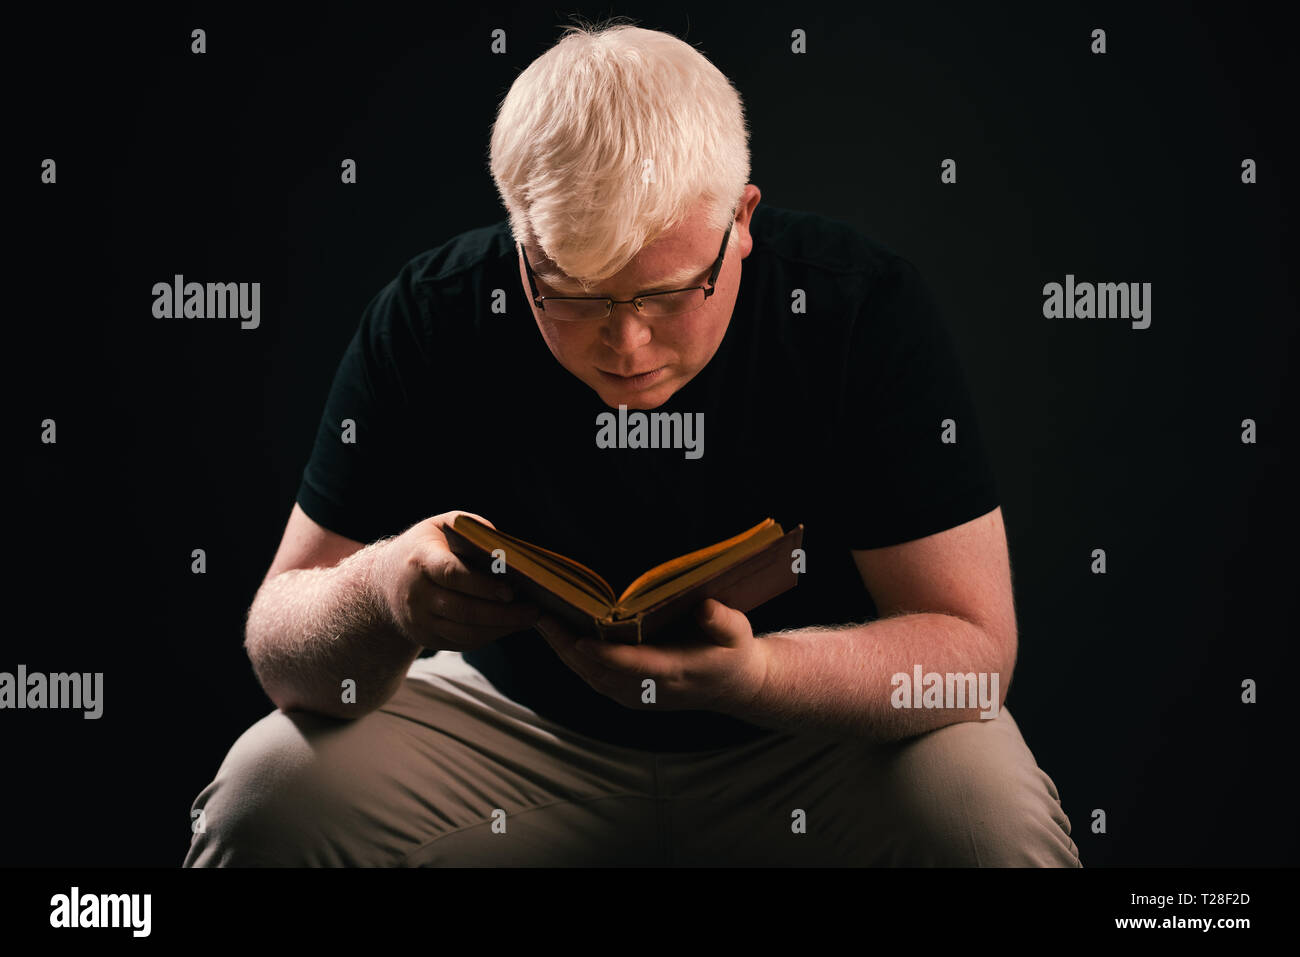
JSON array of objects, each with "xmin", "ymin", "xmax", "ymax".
[
  {"xmin": 451, "ymin": 517, "xmax": 616, "ymax": 607},
  {"xmin": 616, "ymin": 519, "xmax": 781, "ymax": 606}
]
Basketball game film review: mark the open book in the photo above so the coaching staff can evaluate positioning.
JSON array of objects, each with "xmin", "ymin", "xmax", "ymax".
[{"xmin": 443, "ymin": 516, "xmax": 804, "ymax": 644}]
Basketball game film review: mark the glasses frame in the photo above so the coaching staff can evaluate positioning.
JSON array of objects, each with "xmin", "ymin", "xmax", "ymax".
[{"xmin": 518, "ymin": 208, "xmax": 736, "ymax": 321}]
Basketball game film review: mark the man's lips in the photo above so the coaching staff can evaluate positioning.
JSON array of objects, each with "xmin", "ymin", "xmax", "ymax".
[
  {"xmin": 601, "ymin": 367, "xmax": 663, "ymax": 377},
  {"xmin": 596, "ymin": 365, "xmax": 669, "ymax": 388}
]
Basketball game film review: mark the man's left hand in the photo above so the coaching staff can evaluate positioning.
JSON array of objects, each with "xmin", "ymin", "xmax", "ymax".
[{"xmin": 536, "ymin": 599, "xmax": 769, "ymax": 713}]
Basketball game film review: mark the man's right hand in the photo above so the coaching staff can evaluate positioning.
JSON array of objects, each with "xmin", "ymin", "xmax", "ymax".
[{"xmin": 373, "ymin": 511, "xmax": 542, "ymax": 652}]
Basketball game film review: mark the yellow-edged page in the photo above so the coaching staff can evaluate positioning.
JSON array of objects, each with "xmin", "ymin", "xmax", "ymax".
[
  {"xmin": 613, "ymin": 519, "xmax": 782, "ymax": 613},
  {"xmin": 451, "ymin": 517, "xmax": 616, "ymax": 615}
]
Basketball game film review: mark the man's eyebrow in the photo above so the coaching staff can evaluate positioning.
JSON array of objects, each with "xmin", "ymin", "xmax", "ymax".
[{"xmin": 533, "ymin": 257, "xmax": 707, "ymax": 294}]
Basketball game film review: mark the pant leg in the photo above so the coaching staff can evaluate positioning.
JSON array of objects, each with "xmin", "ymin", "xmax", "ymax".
[
  {"xmin": 659, "ymin": 707, "xmax": 1081, "ymax": 867},
  {"xmin": 183, "ymin": 652, "xmax": 661, "ymax": 867}
]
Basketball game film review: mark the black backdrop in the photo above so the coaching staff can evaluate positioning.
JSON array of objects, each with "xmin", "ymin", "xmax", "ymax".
[{"xmin": 10, "ymin": 1, "xmax": 1296, "ymax": 868}]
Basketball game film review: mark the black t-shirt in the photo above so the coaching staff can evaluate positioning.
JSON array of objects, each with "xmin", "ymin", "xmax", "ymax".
[{"xmin": 295, "ymin": 204, "xmax": 1000, "ymax": 752}]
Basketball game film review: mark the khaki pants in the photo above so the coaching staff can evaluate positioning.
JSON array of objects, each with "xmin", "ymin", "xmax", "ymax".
[{"xmin": 183, "ymin": 651, "xmax": 1081, "ymax": 867}]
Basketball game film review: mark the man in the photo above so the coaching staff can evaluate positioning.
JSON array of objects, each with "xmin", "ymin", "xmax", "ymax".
[{"xmin": 184, "ymin": 23, "xmax": 1079, "ymax": 867}]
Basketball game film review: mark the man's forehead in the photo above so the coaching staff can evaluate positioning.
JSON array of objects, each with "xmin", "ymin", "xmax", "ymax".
[{"xmin": 526, "ymin": 241, "xmax": 709, "ymax": 294}]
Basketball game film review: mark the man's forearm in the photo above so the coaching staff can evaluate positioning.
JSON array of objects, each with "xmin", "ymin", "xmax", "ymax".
[
  {"xmin": 244, "ymin": 538, "xmax": 422, "ymax": 719},
  {"xmin": 717, "ymin": 613, "xmax": 1015, "ymax": 743}
]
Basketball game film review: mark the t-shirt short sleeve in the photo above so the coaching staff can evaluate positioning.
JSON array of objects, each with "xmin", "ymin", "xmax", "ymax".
[
  {"xmin": 832, "ymin": 254, "xmax": 1000, "ymax": 549},
  {"xmin": 295, "ymin": 266, "xmax": 432, "ymax": 544}
]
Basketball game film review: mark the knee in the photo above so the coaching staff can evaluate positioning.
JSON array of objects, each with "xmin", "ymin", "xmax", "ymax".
[
  {"xmin": 183, "ymin": 709, "xmax": 368, "ymax": 867},
  {"xmin": 881, "ymin": 716, "xmax": 1081, "ymax": 867}
]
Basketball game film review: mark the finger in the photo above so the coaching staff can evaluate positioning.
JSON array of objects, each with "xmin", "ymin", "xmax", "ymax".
[
  {"xmin": 443, "ymin": 509, "xmax": 496, "ymax": 530},
  {"xmin": 535, "ymin": 618, "xmax": 601, "ymax": 666},
  {"xmin": 540, "ymin": 628, "xmax": 620, "ymax": 691},
  {"xmin": 423, "ymin": 614, "xmax": 536, "ymax": 650},
  {"xmin": 582, "ymin": 640, "xmax": 674, "ymax": 674},
  {"xmin": 695, "ymin": 599, "xmax": 745, "ymax": 646},
  {"xmin": 422, "ymin": 550, "xmax": 517, "ymax": 602},
  {"xmin": 535, "ymin": 619, "xmax": 591, "ymax": 668},
  {"xmin": 539, "ymin": 621, "xmax": 664, "ymax": 683},
  {"xmin": 535, "ymin": 614, "xmax": 577, "ymax": 641},
  {"xmin": 417, "ymin": 580, "xmax": 540, "ymax": 628}
]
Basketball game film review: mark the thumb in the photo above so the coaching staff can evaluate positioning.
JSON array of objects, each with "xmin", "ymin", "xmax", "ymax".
[{"xmin": 696, "ymin": 598, "xmax": 743, "ymax": 646}]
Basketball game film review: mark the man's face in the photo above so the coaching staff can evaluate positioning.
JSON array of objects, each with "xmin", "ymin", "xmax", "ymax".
[{"xmin": 518, "ymin": 186, "xmax": 760, "ymax": 410}]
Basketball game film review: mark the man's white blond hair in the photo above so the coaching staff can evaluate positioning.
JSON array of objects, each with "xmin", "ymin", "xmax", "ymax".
[{"xmin": 489, "ymin": 20, "xmax": 751, "ymax": 289}]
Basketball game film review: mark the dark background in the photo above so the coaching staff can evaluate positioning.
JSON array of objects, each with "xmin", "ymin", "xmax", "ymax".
[{"xmin": 10, "ymin": 1, "xmax": 1295, "ymax": 867}]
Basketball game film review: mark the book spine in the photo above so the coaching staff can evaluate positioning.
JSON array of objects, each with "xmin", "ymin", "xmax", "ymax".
[{"xmin": 595, "ymin": 618, "xmax": 643, "ymax": 645}]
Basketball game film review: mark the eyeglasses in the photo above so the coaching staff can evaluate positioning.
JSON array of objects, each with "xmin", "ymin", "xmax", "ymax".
[{"xmin": 519, "ymin": 210, "xmax": 735, "ymax": 322}]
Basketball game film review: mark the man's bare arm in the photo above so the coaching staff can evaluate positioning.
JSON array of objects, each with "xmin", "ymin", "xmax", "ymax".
[
  {"xmin": 244, "ymin": 505, "xmax": 541, "ymax": 720},
  {"xmin": 719, "ymin": 611, "xmax": 1011, "ymax": 741},
  {"xmin": 717, "ymin": 507, "xmax": 1018, "ymax": 742},
  {"xmin": 244, "ymin": 536, "xmax": 419, "ymax": 719}
]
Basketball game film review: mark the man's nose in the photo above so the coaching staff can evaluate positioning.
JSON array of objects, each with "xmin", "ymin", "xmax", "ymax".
[{"xmin": 600, "ymin": 301, "xmax": 653, "ymax": 352}]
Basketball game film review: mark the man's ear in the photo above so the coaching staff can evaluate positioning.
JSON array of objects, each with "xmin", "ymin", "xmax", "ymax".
[{"xmin": 735, "ymin": 184, "xmax": 762, "ymax": 258}]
